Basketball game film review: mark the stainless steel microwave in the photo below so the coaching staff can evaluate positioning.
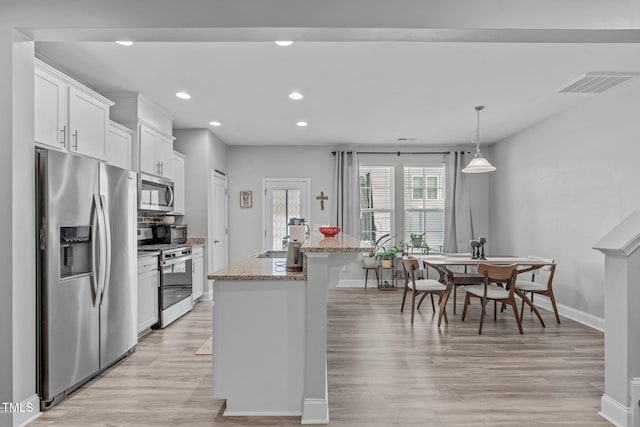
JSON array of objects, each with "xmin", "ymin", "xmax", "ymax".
[{"xmin": 138, "ymin": 173, "xmax": 174, "ymax": 212}]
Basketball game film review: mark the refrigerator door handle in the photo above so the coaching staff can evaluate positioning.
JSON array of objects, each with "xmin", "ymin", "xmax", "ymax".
[
  {"xmin": 98, "ymin": 195, "xmax": 112, "ymax": 306},
  {"xmin": 93, "ymin": 193, "xmax": 107, "ymax": 307}
]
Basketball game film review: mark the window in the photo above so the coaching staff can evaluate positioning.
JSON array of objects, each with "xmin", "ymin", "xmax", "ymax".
[
  {"xmin": 404, "ymin": 166, "xmax": 445, "ymax": 251},
  {"xmin": 359, "ymin": 166, "xmax": 393, "ymax": 245}
]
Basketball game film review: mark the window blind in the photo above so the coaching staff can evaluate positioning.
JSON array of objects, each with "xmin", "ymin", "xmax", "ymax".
[
  {"xmin": 403, "ymin": 166, "xmax": 446, "ymax": 251},
  {"xmin": 359, "ymin": 166, "xmax": 394, "ymax": 245}
]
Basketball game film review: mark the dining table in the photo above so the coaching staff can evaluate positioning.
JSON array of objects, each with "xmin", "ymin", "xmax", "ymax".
[{"xmin": 413, "ymin": 254, "xmax": 555, "ymax": 327}]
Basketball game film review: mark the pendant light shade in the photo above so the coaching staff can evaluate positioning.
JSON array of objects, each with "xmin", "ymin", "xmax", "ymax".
[{"xmin": 462, "ymin": 106, "xmax": 496, "ymax": 173}]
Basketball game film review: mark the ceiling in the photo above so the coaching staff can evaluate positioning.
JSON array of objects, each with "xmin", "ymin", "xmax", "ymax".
[{"xmin": 35, "ymin": 41, "xmax": 640, "ymax": 146}]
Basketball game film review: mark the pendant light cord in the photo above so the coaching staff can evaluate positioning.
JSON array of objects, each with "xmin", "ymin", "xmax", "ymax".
[{"xmin": 472, "ymin": 106, "xmax": 484, "ymax": 155}]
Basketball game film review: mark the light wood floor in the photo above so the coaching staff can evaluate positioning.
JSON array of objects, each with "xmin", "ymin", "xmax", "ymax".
[{"xmin": 31, "ymin": 289, "xmax": 609, "ymax": 426}]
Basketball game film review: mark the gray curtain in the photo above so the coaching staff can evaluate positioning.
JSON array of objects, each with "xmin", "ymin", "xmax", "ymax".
[
  {"xmin": 331, "ymin": 148, "xmax": 361, "ymax": 237},
  {"xmin": 444, "ymin": 151, "xmax": 474, "ymax": 252}
]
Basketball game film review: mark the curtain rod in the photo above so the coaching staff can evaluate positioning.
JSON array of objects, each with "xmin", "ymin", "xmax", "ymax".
[{"xmin": 331, "ymin": 150, "xmax": 469, "ymax": 156}]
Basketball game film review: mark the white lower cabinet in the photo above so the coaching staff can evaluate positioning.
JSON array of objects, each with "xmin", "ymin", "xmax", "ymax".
[
  {"xmin": 137, "ymin": 255, "xmax": 159, "ymax": 334},
  {"xmin": 192, "ymin": 246, "xmax": 204, "ymax": 302}
]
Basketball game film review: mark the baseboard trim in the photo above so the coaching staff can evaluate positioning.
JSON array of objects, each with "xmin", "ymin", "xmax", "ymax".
[
  {"xmin": 2, "ymin": 394, "xmax": 41, "ymax": 427},
  {"xmin": 599, "ymin": 393, "xmax": 629, "ymax": 427},
  {"xmin": 223, "ymin": 410, "xmax": 301, "ymax": 417},
  {"xmin": 530, "ymin": 295, "xmax": 604, "ymax": 332},
  {"xmin": 301, "ymin": 398, "xmax": 329, "ymax": 424}
]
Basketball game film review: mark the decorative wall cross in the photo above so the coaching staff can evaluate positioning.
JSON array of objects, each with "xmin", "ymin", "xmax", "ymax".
[{"xmin": 316, "ymin": 191, "xmax": 328, "ymax": 210}]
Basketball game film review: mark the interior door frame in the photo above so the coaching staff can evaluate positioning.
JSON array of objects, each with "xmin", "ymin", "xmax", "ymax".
[
  {"xmin": 208, "ymin": 171, "xmax": 229, "ymax": 280},
  {"xmin": 262, "ymin": 178, "xmax": 311, "ymax": 251}
]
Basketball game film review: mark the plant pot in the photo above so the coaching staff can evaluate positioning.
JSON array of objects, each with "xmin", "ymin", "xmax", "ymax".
[
  {"xmin": 411, "ymin": 237, "xmax": 423, "ymax": 248},
  {"xmin": 363, "ymin": 255, "xmax": 377, "ymax": 267},
  {"xmin": 381, "ymin": 259, "xmax": 392, "ymax": 268}
]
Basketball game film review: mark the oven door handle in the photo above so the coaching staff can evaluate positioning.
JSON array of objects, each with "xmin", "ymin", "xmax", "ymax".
[{"xmin": 162, "ymin": 255, "xmax": 192, "ymax": 266}]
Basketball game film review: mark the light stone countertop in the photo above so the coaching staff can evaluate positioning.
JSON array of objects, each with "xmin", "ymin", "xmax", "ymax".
[
  {"xmin": 208, "ymin": 232, "xmax": 373, "ymax": 281},
  {"xmin": 138, "ymin": 251, "xmax": 160, "ymax": 259},
  {"xmin": 208, "ymin": 256, "xmax": 305, "ymax": 281},
  {"xmin": 301, "ymin": 232, "xmax": 373, "ymax": 253},
  {"xmin": 187, "ymin": 236, "xmax": 205, "ymax": 246}
]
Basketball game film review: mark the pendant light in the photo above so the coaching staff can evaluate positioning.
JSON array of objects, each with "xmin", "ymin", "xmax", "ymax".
[{"xmin": 462, "ymin": 105, "xmax": 496, "ymax": 173}]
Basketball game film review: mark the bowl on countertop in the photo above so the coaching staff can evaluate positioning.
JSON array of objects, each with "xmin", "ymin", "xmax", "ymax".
[
  {"xmin": 318, "ymin": 226, "xmax": 341, "ymax": 237},
  {"xmin": 162, "ymin": 215, "xmax": 175, "ymax": 225}
]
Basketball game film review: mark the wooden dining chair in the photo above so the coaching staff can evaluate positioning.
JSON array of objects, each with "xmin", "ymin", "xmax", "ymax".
[
  {"xmin": 441, "ymin": 253, "xmax": 484, "ymax": 314},
  {"xmin": 401, "ymin": 258, "xmax": 448, "ymax": 324},
  {"xmin": 515, "ymin": 256, "xmax": 559, "ymax": 323},
  {"xmin": 461, "ymin": 263, "xmax": 522, "ymax": 334}
]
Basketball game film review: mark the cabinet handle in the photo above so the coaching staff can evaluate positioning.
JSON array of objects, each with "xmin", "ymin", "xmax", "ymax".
[
  {"xmin": 60, "ymin": 126, "xmax": 66, "ymax": 147},
  {"xmin": 160, "ymin": 161, "xmax": 164, "ymax": 175},
  {"xmin": 72, "ymin": 130, "xmax": 78, "ymax": 151},
  {"xmin": 156, "ymin": 161, "xmax": 161, "ymax": 175}
]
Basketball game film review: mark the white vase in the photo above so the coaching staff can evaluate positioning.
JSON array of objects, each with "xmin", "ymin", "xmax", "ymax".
[{"xmin": 363, "ymin": 255, "xmax": 377, "ymax": 267}]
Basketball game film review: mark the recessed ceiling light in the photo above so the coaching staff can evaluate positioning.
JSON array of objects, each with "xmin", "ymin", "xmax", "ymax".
[
  {"xmin": 115, "ymin": 41, "xmax": 134, "ymax": 46},
  {"xmin": 296, "ymin": 121, "xmax": 308, "ymax": 127},
  {"xmin": 275, "ymin": 40, "xmax": 293, "ymax": 47},
  {"xmin": 176, "ymin": 92, "xmax": 191, "ymax": 100},
  {"xmin": 289, "ymin": 92, "xmax": 303, "ymax": 100},
  {"xmin": 209, "ymin": 121, "xmax": 221, "ymax": 127}
]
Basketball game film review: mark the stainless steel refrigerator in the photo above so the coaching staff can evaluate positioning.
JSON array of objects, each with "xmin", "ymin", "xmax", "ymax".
[{"xmin": 36, "ymin": 149, "xmax": 137, "ymax": 409}]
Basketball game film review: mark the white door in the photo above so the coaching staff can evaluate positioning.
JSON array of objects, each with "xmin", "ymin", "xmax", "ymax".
[
  {"xmin": 210, "ymin": 173, "xmax": 228, "ymax": 274},
  {"xmin": 263, "ymin": 179, "xmax": 310, "ymax": 251}
]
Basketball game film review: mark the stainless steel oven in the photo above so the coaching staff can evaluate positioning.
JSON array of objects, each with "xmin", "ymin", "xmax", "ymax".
[
  {"xmin": 158, "ymin": 246, "xmax": 193, "ymax": 328},
  {"xmin": 139, "ymin": 173, "xmax": 174, "ymax": 212}
]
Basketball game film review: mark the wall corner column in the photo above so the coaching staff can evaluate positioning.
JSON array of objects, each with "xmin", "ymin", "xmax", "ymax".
[{"xmin": 594, "ymin": 210, "xmax": 640, "ymax": 427}]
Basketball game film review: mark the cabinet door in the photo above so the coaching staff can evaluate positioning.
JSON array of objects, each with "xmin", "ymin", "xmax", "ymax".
[
  {"xmin": 106, "ymin": 124, "xmax": 132, "ymax": 170},
  {"xmin": 69, "ymin": 86, "xmax": 109, "ymax": 160},
  {"xmin": 192, "ymin": 255, "xmax": 203, "ymax": 301},
  {"xmin": 34, "ymin": 68, "xmax": 68, "ymax": 149},
  {"xmin": 137, "ymin": 268, "xmax": 159, "ymax": 333},
  {"xmin": 139, "ymin": 124, "xmax": 159, "ymax": 176},
  {"xmin": 156, "ymin": 134, "xmax": 173, "ymax": 179},
  {"xmin": 172, "ymin": 153, "xmax": 185, "ymax": 214}
]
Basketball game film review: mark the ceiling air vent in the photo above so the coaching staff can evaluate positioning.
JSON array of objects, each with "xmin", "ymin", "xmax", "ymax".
[{"xmin": 556, "ymin": 72, "xmax": 639, "ymax": 94}]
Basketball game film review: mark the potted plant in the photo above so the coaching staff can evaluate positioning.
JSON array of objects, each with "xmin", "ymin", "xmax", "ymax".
[
  {"xmin": 378, "ymin": 247, "xmax": 399, "ymax": 268},
  {"xmin": 410, "ymin": 232, "xmax": 425, "ymax": 248},
  {"xmin": 421, "ymin": 241, "xmax": 432, "ymax": 255},
  {"xmin": 363, "ymin": 233, "xmax": 393, "ymax": 267}
]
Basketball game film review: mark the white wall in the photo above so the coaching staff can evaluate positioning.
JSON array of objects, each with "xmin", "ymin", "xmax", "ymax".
[
  {"xmin": 173, "ymin": 129, "xmax": 228, "ymax": 275},
  {"xmin": 227, "ymin": 145, "xmax": 335, "ymax": 263},
  {"xmin": 488, "ymin": 80, "xmax": 640, "ymax": 319},
  {"xmin": 173, "ymin": 129, "xmax": 228, "ymax": 238}
]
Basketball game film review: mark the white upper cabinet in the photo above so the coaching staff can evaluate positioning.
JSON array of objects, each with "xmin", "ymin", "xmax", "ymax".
[
  {"xmin": 34, "ymin": 59, "xmax": 114, "ymax": 160},
  {"xmin": 172, "ymin": 151, "xmax": 186, "ymax": 215},
  {"xmin": 138, "ymin": 123, "xmax": 174, "ymax": 179},
  {"xmin": 106, "ymin": 121, "xmax": 133, "ymax": 170},
  {"xmin": 34, "ymin": 66, "xmax": 68, "ymax": 149},
  {"xmin": 156, "ymin": 134, "xmax": 174, "ymax": 179},
  {"xmin": 68, "ymin": 86, "xmax": 109, "ymax": 159},
  {"xmin": 107, "ymin": 92, "xmax": 174, "ymax": 179}
]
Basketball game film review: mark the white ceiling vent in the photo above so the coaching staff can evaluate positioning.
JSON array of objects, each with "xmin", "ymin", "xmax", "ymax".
[{"xmin": 556, "ymin": 72, "xmax": 640, "ymax": 94}]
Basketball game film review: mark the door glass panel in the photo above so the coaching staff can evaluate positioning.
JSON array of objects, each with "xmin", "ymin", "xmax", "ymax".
[{"xmin": 271, "ymin": 189, "xmax": 301, "ymax": 250}]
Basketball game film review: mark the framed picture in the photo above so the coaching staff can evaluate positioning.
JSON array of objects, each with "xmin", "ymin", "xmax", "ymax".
[{"xmin": 240, "ymin": 190, "xmax": 252, "ymax": 208}]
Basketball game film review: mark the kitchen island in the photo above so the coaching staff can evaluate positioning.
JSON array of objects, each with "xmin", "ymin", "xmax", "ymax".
[{"xmin": 208, "ymin": 233, "xmax": 371, "ymax": 424}]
